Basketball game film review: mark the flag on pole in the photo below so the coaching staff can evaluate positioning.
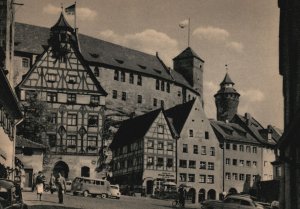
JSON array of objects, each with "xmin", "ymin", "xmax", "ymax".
[
  {"xmin": 179, "ymin": 19, "xmax": 189, "ymax": 28},
  {"xmin": 65, "ymin": 3, "xmax": 75, "ymax": 15}
]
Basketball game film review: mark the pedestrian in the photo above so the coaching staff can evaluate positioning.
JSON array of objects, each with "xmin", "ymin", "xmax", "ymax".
[
  {"xmin": 49, "ymin": 173, "xmax": 56, "ymax": 194},
  {"xmin": 32, "ymin": 173, "xmax": 36, "ymax": 192},
  {"xmin": 178, "ymin": 186, "xmax": 186, "ymax": 207},
  {"xmin": 55, "ymin": 172, "xmax": 66, "ymax": 204},
  {"xmin": 35, "ymin": 171, "xmax": 44, "ymax": 201}
]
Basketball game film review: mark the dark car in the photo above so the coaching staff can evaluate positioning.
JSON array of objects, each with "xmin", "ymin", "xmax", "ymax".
[{"xmin": 0, "ymin": 178, "xmax": 28, "ymax": 209}]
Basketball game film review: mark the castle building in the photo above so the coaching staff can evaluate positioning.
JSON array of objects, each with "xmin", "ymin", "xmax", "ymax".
[
  {"xmin": 277, "ymin": 0, "xmax": 300, "ymax": 208},
  {"xmin": 16, "ymin": 13, "xmax": 107, "ymax": 180},
  {"xmin": 211, "ymin": 73, "xmax": 279, "ymax": 196},
  {"xmin": 12, "ymin": 13, "xmax": 203, "ymax": 178}
]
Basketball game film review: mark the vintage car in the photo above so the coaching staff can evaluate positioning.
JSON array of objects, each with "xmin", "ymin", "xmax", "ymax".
[
  {"xmin": 201, "ymin": 195, "xmax": 265, "ymax": 209},
  {"xmin": 0, "ymin": 178, "xmax": 28, "ymax": 209}
]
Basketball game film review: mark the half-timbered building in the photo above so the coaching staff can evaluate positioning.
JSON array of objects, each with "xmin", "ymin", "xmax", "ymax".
[
  {"xmin": 16, "ymin": 13, "xmax": 107, "ymax": 179},
  {"xmin": 110, "ymin": 108, "xmax": 178, "ymax": 195}
]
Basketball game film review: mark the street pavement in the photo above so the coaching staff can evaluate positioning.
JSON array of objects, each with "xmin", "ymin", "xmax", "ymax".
[{"xmin": 23, "ymin": 191, "xmax": 201, "ymax": 209}]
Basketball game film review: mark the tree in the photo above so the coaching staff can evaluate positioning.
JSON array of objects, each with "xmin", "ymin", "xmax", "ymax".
[{"xmin": 17, "ymin": 94, "xmax": 52, "ymax": 144}]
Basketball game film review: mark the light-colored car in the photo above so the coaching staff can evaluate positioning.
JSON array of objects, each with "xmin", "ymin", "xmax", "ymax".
[
  {"xmin": 71, "ymin": 177, "xmax": 110, "ymax": 198},
  {"xmin": 65, "ymin": 180, "xmax": 72, "ymax": 192},
  {"xmin": 109, "ymin": 185, "xmax": 121, "ymax": 199},
  {"xmin": 201, "ymin": 195, "xmax": 264, "ymax": 209}
]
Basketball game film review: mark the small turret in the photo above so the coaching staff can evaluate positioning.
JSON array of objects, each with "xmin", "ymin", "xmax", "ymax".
[
  {"xmin": 48, "ymin": 13, "xmax": 75, "ymax": 61},
  {"xmin": 214, "ymin": 72, "xmax": 240, "ymax": 122}
]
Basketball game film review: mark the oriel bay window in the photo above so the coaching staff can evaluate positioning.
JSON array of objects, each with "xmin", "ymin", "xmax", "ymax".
[
  {"xmin": 67, "ymin": 113, "xmax": 77, "ymax": 126},
  {"xmin": 88, "ymin": 115, "xmax": 98, "ymax": 127}
]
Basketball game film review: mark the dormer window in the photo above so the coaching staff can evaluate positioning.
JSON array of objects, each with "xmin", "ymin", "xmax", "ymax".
[
  {"xmin": 47, "ymin": 74, "xmax": 57, "ymax": 82},
  {"xmin": 68, "ymin": 75, "xmax": 77, "ymax": 84}
]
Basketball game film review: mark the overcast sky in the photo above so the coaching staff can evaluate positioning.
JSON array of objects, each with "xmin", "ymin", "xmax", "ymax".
[{"xmin": 15, "ymin": 0, "xmax": 282, "ymax": 128}]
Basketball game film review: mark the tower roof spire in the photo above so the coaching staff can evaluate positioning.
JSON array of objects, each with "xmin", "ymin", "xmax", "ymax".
[{"xmin": 51, "ymin": 12, "xmax": 74, "ymax": 32}]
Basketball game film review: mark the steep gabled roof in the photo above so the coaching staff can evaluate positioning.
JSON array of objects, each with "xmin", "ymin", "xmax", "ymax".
[
  {"xmin": 232, "ymin": 114, "xmax": 278, "ymax": 146},
  {"xmin": 165, "ymin": 99, "xmax": 195, "ymax": 134},
  {"xmin": 110, "ymin": 109, "xmax": 162, "ymax": 149},
  {"xmin": 210, "ymin": 119, "xmax": 261, "ymax": 145},
  {"xmin": 173, "ymin": 47, "xmax": 204, "ymax": 62},
  {"xmin": 0, "ymin": 68, "xmax": 22, "ymax": 119},
  {"xmin": 16, "ymin": 41, "xmax": 107, "ymax": 96},
  {"xmin": 14, "ymin": 23, "xmax": 196, "ymax": 92},
  {"xmin": 16, "ymin": 136, "xmax": 46, "ymax": 149}
]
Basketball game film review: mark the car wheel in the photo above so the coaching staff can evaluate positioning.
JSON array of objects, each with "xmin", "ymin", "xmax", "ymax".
[
  {"xmin": 83, "ymin": 190, "xmax": 89, "ymax": 197},
  {"xmin": 101, "ymin": 193, "xmax": 107, "ymax": 198}
]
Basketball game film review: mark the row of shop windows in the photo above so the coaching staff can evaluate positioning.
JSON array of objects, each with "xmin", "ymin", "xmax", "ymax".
[
  {"xmin": 182, "ymin": 144, "xmax": 215, "ymax": 156},
  {"xmin": 179, "ymin": 173, "xmax": 215, "ymax": 184},
  {"xmin": 225, "ymin": 158, "xmax": 257, "ymax": 167},
  {"xmin": 226, "ymin": 143, "xmax": 257, "ymax": 153}
]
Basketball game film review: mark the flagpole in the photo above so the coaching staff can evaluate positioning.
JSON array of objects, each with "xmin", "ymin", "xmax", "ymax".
[
  {"xmin": 74, "ymin": 1, "xmax": 77, "ymax": 30},
  {"xmin": 188, "ymin": 17, "xmax": 190, "ymax": 47}
]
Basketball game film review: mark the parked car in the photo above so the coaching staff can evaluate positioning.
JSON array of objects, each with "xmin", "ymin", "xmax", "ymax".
[
  {"xmin": 65, "ymin": 180, "xmax": 72, "ymax": 193},
  {"xmin": 201, "ymin": 195, "xmax": 264, "ymax": 209},
  {"xmin": 108, "ymin": 185, "xmax": 121, "ymax": 199},
  {"xmin": 71, "ymin": 177, "xmax": 110, "ymax": 198},
  {"xmin": 0, "ymin": 178, "xmax": 28, "ymax": 209}
]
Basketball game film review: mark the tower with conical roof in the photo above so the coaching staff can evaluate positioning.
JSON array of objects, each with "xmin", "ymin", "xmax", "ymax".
[
  {"xmin": 214, "ymin": 72, "xmax": 240, "ymax": 122},
  {"xmin": 173, "ymin": 47, "xmax": 204, "ymax": 103},
  {"xmin": 48, "ymin": 12, "xmax": 76, "ymax": 61}
]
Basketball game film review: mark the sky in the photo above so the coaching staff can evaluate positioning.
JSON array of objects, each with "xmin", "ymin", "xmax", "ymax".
[{"xmin": 15, "ymin": 0, "xmax": 283, "ymax": 129}]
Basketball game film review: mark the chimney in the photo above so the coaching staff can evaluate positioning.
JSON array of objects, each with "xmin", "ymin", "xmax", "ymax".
[
  {"xmin": 267, "ymin": 125, "xmax": 273, "ymax": 141},
  {"xmin": 245, "ymin": 113, "xmax": 252, "ymax": 126}
]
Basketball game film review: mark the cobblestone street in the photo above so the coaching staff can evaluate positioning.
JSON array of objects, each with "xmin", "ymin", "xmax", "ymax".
[{"xmin": 23, "ymin": 191, "xmax": 200, "ymax": 209}]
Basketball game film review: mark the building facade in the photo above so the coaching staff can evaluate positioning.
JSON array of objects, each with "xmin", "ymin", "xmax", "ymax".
[
  {"xmin": 0, "ymin": 52, "xmax": 22, "ymax": 179},
  {"xmin": 165, "ymin": 98, "xmax": 222, "ymax": 203},
  {"xmin": 110, "ymin": 109, "xmax": 178, "ymax": 195},
  {"xmin": 16, "ymin": 13, "xmax": 107, "ymax": 180},
  {"xmin": 211, "ymin": 73, "xmax": 279, "ymax": 196}
]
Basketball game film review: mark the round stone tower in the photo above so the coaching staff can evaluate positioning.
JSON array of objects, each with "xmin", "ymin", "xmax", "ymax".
[{"xmin": 214, "ymin": 73, "xmax": 240, "ymax": 122}]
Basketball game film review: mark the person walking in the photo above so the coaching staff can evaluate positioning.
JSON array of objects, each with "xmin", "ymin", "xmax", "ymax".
[
  {"xmin": 49, "ymin": 173, "xmax": 56, "ymax": 194},
  {"xmin": 35, "ymin": 171, "xmax": 44, "ymax": 201},
  {"xmin": 55, "ymin": 173, "xmax": 66, "ymax": 204},
  {"xmin": 178, "ymin": 186, "xmax": 186, "ymax": 207}
]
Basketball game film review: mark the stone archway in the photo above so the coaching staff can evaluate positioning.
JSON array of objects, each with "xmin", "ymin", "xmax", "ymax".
[
  {"xmin": 228, "ymin": 187, "xmax": 238, "ymax": 195},
  {"xmin": 187, "ymin": 188, "xmax": 196, "ymax": 203},
  {"xmin": 146, "ymin": 180, "xmax": 154, "ymax": 194},
  {"xmin": 207, "ymin": 189, "xmax": 216, "ymax": 200},
  {"xmin": 53, "ymin": 161, "xmax": 69, "ymax": 178},
  {"xmin": 198, "ymin": 188, "xmax": 206, "ymax": 202}
]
